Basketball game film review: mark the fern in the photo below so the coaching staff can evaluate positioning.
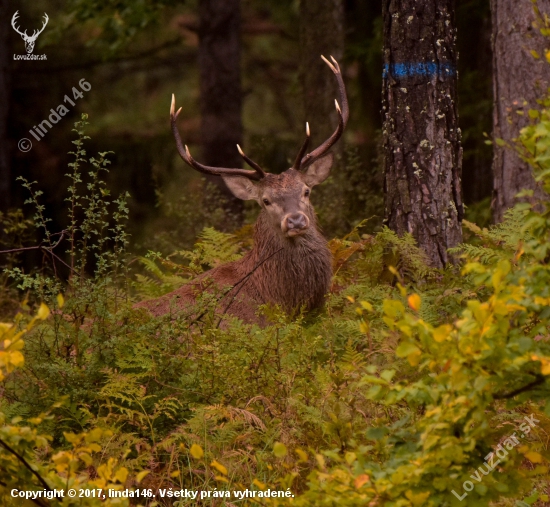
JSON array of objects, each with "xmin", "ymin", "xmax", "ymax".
[{"xmin": 450, "ymin": 207, "xmax": 530, "ymax": 264}]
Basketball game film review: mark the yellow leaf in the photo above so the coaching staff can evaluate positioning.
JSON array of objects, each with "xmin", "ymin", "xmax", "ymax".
[
  {"xmin": 273, "ymin": 442, "xmax": 287, "ymax": 458},
  {"xmin": 295, "ymin": 448, "xmax": 308, "ymax": 462},
  {"xmin": 114, "ymin": 467, "xmax": 128, "ymax": 484},
  {"xmin": 525, "ymin": 451, "xmax": 543, "ymax": 463},
  {"xmin": 63, "ymin": 432, "xmax": 79, "ymax": 444},
  {"xmin": 9, "ymin": 351, "xmax": 24, "ymax": 367},
  {"xmin": 360, "ymin": 301, "xmax": 373, "ymax": 312},
  {"xmin": 37, "ymin": 303, "xmax": 50, "ymax": 320},
  {"xmin": 397, "ymin": 283, "xmax": 407, "ymax": 297},
  {"xmin": 211, "ymin": 460, "xmax": 228, "ymax": 475},
  {"xmin": 433, "ymin": 324, "xmax": 452, "ymax": 343},
  {"xmin": 315, "ymin": 453, "xmax": 326, "ymax": 469},
  {"xmin": 253, "ymin": 478, "xmax": 266, "ymax": 490},
  {"xmin": 346, "ymin": 296, "xmax": 355, "ymax": 303},
  {"xmin": 136, "ymin": 470, "xmax": 150, "ymax": 484},
  {"xmin": 531, "ymin": 49, "xmax": 541, "ymax": 59},
  {"xmin": 214, "ymin": 475, "xmax": 229, "ymax": 482},
  {"xmin": 405, "ymin": 490, "xmax": 431, "ymax": 506},
  {"xmin": 408, "ymin": 294, "xmax": 421, "ymax": 311},
  {"xmin": 359, "ymin": 321, "xmax": 369, "ymax": 334},
  {"xmin": 85, "ymin": 427, "xmax": 104, "ymax": 443},
  {"xmin": 170, "ymin": 470, "xmax": 180, "ymax": 478},
  {"xmin": 354, "ymin": 474, "xmax": 370, "ymax": 489},
  {"xmin": 345, "ymin": 452, "xmax": 356, "ymax": 465},
  {"xmin": 383, "ymin": 300, "xmax": 405, "ymax": 318},
  {"xmin": 190, "ymin": 444, "xmax": 204, "ymax": 459},
  {"xmin": 0, "ymin": 323, "xmax": 13, "ymax": 334},
  {"xmin": 79, "ymin": 452, "xmax": 93, "ymax": 466},
  {"xmin": 57, "ymin": 294, "xmax": 65, "ymax": 309},
  {"xmin": 408, "ymin": 350, "xmax": 422, "ymax": 366},
  {"xmin": 531, "ymin": 355, "xmax": 550, "ymax": 375}
]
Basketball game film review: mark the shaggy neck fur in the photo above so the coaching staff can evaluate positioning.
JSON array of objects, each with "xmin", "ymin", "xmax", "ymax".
[{"xmin": 235, "ymin": 209, "xmax": 333, "ymax": 313}]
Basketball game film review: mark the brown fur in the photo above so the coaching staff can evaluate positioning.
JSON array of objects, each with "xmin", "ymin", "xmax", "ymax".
[{"xmin": 136, "ymin": 167, "xmax": 333, "ymax": 324}]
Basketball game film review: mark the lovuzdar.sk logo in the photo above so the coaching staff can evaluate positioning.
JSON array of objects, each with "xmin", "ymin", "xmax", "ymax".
[{"xmin": 11, "ymin": 11, "xmax": 48, "ymax": 61}]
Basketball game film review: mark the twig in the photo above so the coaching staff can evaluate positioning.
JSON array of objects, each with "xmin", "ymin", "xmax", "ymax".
[
  {"xmin": 494, "ymin": 374, "xmax": 546, "ymax": 399},
  {"xmin": 0, "ymin": 437, "xmax": 52, "ymax": 493},
  {"xmin": 0, "ymin": 231, "xmax": 78, "ymax": 274},
  {"xmin": 0, "ymin": 231, "xmax": 65, "ymax": 255},
  {"xmin": 0, "ymin": 477, "xmax": 49, "ymax": 507},
  {"xmin": 216, "ymin": 247, "xmax": 284, "ymax": 327}
]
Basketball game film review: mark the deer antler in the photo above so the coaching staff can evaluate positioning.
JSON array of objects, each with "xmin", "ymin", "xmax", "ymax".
[
  {"xmin": 11, "ymin": 11, "xmax": 27, "ymax": 38},
  {"xmin": 299, "ymin": 55, "xmax": 349, "ymax": 170},
  {"xmin": 291, "ymin": 123, "xmax": 310, "ymax": 170},
  {"xmin": 170, "ymin": 94, "xmax": 265, "ymax": 181},
  {"xmin": 32, "ymin": 13, "xmax": 49, "ymax": 39}
]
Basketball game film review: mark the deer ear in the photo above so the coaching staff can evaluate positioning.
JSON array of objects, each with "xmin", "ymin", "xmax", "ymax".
[
  {"xmin": 302, "ymin": 153, "xmax": 334, "ymax": 187},
  {"xmin": 221, "ymin": 175, "xmax": 260, "ymax": 201}
]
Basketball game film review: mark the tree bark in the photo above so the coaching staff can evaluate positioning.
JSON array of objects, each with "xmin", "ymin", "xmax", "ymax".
[
  {"xmin": 198, "ymin": 0, "xmax": 243, "ymax": 227},
  {"xmin": 300, "ymin": 0, "xmax": 345, "ymax": 156},
  {"xmin": 299, "ymin": 0, "xmax": 347, "ymax": 236},
  {"xmin": 0, "ymin": 0, "xmax": 11, "ymax": 211},
  {"xmin": 491, "ymin": 0, "xmax": 550, "ymax": 222},
  {"xmin": 382, "ymin": 0, "xmax": 463, "ymax": 268}
]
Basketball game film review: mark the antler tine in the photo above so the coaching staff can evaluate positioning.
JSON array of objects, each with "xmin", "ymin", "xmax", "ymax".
[
  {"xmin": 38, "ymin": 13, "xmax": 49, "ymax": 34},
  {"xmin": 170, "ymin": 94, "xmax": 265, "ymax": 181},
  {"xmin": 30, "ymin": 13, "xmax": 49, "ymax": 38},
  {"xmin": 292, "ymin": 122, "xmax": 311, "ymax": 170},
  {"xmin": 300, "ymin": 55, "xmax": 349, "ymax": 170},
  {"xmin": 236, "ymin": 144, "xmax": 266, "ymax": 178},
  {"xmin": 11, "ymin": 11, "xmax": 26, "ymax": 37}
]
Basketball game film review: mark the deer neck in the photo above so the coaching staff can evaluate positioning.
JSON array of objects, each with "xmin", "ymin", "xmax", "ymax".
[{"xmin": 239, "ymin": 211, "xmax": 333, "ymax": 312}]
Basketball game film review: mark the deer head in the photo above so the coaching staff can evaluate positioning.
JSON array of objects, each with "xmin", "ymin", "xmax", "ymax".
[
  {"xmin": 171, "ymin": 55, "xmax": 348, "ymax": 239},
  {"xmin": 11, "ymin": 11, "xmax": 49, "ymax": 54}
]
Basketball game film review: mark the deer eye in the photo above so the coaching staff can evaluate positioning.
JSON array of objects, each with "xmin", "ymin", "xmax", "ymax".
[
  {"xmin": 304, "ymin": 188, "xmax": 310, "ymax": 197},
  {"xmin": 263, "ymin": 198, "xmax": 271, "ymax": 206}
]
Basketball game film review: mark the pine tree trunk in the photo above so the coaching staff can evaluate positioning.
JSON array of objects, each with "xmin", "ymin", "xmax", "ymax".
[
  {"xmin": 299, "ymin": 0, "xmax": 346, "ymax": 235},
  {"xmin": 198, "ymin": 0, "xmax": 243, "ymax": 227},
  {"xmin": 0, "ymin": 0, "xmax": 10, "ymax": 211},
  {"xmin": 382, "ymin": 0, "xmax": 463, "ymax": 268},
  {"xmin": 300, "ymin": 0, "xmax": 345, "ymax": 157},
  {"xmin": 491, "ymin": 0, "xmax": 550, "ymax": 222}
]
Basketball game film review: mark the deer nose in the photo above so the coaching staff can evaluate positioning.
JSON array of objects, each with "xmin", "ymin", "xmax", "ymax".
[{"xmin": 284, "ymin": 213, "xmax": 309, "ymax": 236}]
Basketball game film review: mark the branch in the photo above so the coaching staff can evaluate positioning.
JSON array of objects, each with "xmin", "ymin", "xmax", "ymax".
[
  {"xmin": 0, "ymin": 438, "xmax": 52, "ymax": 493},
  {"xmin": 216, "ymin": 247, "xmax": 284, "ymax": 326},
  {"xmin": 0, "ymin": 231, "xmax": 65, "ymax": 255},
  {"xmin": 494, "ymin": 374, "xmax": 546, "ymax": 400},
  {"xmin": 0, "ymin": 478, "xmax": 49, "ymax": 507},
  {"xmin": 0, "ymin": 231, "xmax": 78, "ymax": 274}
]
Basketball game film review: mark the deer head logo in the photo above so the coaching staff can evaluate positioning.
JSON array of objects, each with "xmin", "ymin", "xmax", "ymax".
[{"xmin": 11, "ymin": 11, "xmax": 49, "ymax": 54}]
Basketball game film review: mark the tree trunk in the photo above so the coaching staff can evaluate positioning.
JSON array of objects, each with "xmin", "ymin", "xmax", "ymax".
[
  {"xmin": 0, "ymin": 0, "xmax": 11, "ymax": 212},
  {"xmin": 198, "ymin": 0, "xmax": 243, "ymax": 227},
  {"xmin": 300, "ymin": 0, "xmax": 345, "ymax": 157},
  {"xmin": 299, "ymin": 0, "xmax": 346, "ymax": 236},
  {"xmin": 491, "ymin": 0, "xmax": 550, "ymax": 222},
  {"xmin": 382, "ymin": 0, "xmax": 463, "ymax": 268}
]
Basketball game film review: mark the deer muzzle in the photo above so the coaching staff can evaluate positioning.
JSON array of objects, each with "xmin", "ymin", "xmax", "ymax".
[{"xmin": 282, "ymin": 213, "xmax": 310, "ymax": 237}]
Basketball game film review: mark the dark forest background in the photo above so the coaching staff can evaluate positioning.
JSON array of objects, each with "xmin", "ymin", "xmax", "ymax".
[{"xmin": 1, "ymin": 0, "xmax": 492, "ymax": 254}]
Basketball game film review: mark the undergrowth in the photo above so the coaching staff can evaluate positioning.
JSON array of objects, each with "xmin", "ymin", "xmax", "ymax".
[{"xmin": 0, "ymin": 111, "xmax": 549, "ymax": 507}]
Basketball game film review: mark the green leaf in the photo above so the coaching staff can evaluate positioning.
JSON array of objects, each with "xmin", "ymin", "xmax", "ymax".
[{"xmin": 273, "ymin": 442, "xmax": 287, "ymax": 458}]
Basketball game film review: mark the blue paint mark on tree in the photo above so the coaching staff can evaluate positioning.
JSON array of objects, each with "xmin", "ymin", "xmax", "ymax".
[{"xmin": 383, "ymin": 62, "xmax": 455, "ymax": 79}]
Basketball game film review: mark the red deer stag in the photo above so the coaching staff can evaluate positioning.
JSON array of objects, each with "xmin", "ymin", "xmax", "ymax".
[{"xmin": 137, "ymin": 56, "xmax": 348, "ymax": 324}]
